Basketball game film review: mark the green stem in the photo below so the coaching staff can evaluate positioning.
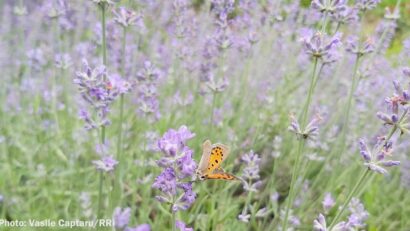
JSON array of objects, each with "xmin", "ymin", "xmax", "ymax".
[
  {"xmin": 300, "ymin": 57, "xmax": 319, "ymax": 126},
  {"xmin": 171, "ymin": 207, "xmax": 176, "ymax": 231},
  {"xmin": 52, "ymin": 19, "xmax": 61, "ymax": 135},
  {"xmin": 100, "ymin": 2, "xmax": 107, "ymax": 145},
  {"xmin": 97, "ymin": 171, "xmax": 104, "ymax": 219},
  {"xmin": 210, "ymin": 91, "xmax": 217, "ymax": 133},
  {"xmin": 337, "ymin": 55, "xmax": 361, "ymax": 153},
  {"xmin": 116, "ymin": 27, "xmax": 127, "ymax": 172},
  {"xmin": 328, "ymin": 169, "xmax": 370, "ymax": 230},
  {"xmin": 282, "ymin": 57, "xmax": 319, "ymax": 231},
  {"xmin": 328, "ymin": 118, "xmax": 399, "ymax": 229},
  {"xmin": 97, "ymin": 3, "xmax": 107, "ymax": 219},
  {"xmin": 321, "ymin": 11, "xmax": 328, "ymax": 33}
]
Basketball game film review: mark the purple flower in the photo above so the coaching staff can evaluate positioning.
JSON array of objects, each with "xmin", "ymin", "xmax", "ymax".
[
  {"xmin": 358, "ymin": 138, "xmax": 400, "ymax": 174},
  {"xmin": 136, "ymin": 61, "xmax": 162, "ymax": 121},
  {"xmin": 172, "ymin": 183, "xmax": 196, "ymax": 212},
  {"xmin": 92, "ymin": 155, "xmax": 118, "ymax": 172},
  {"xmin": 125, "ymin": 224, "xmax": 151, "ymax": 231},
  {"xmin": 355, "ymin": 0, "xmax": 381, "ymax": 11},
  {"xmin": 345, "ymin": 36, "xmax": 375, "ymax": 56},
  {"xmin": 152, "ymin": 126, "xmax": 196, "ymax": 212},
  {"xmin": 176, "ymin": 148, "xmax": 197, "ymax": 178},
  {"xmin": 376, "ymin": 112, "xmax": 398, "ymax": 125},
  {"xmin": 173, "ymin": 91, "xmax": 194, "ymax": 107},
  {"xmin": 108, "ymin": 74, "xmax": 132, "ymax": 94},
  {"xmin": 302, "ymin": 32, "xmax": 341, "ymax": 59},
  {"xmin": 311, "ymin": 0, "xmax": 347, "ymax": 14},
  {"xmin": 288, "ymin": 114, "xmax": 322, "ymax": 140},
  {"xmin": 385, "ymin": 80, "xmax": 410, "ymax": 113},
  {"xmin": 331, "ymin": 6, "xmax": 359, "ymax": 24},
  {"xmin": 241, "ymin": 150, "xmax": 262, "ymax": 192},
  {"xmin": 238, "ymin": 211, "xmax": 251, "ymax": 223},
  {"xmin": 313, "ymin": 213, "xmax": 327, "ymax": 231},
  {"xmin": 403, "ymin": 67, "xmax": 410, "ymax": 78},
  {"xmin": 152, "ymin": 168, "xmax": 177, "ymax": 196},
  {"xmin": 157, "ymin": 126, "xmax": 195, "ymax": 158},
  {"xmin": 280, "ymin": 209, "xmax": 300, "ymax": 229},
  {"xmin": 322, "ymin": 193, "xmax": 335, "ymax": 214},
  {"xmin": 27, "ymin": 48, "xmax": 47, "ymax": 70},
  {"xmin": 55, "ymin": 53, "xmax": 73, "ymax": 69},
  {"xmin": 74, "ymin": 60, "xmax": 120, "ymax": 129},
  {"xmin": 175, "ymin": 220, "xmax": 193, "ymax": 231},
  {"xmin": 113, "ymin": 7, "xmax": 143, "ymax": 28},
  {"xmin": 137, "ymin": 61, "xmax": 161, "ymax": 81},
  {"xmin": 345, "ymin": 198, "xmax": 369, "ymax": 229},
  {"xmin": 113, "ymin": 207, "xmax": 131, "ymax": 229},
  {"xmin": 92, "ymin": 0, "xmax": 119, "ymax": 6}
]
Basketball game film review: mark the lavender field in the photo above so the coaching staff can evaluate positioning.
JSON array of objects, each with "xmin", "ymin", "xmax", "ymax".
[{"xmin": 1, "ymin": 0, "xmax": 410, "ymax": 230}]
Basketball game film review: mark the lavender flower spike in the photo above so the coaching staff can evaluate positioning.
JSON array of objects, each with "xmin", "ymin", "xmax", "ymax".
[
  {"xmin": 311, "ymin": 0, "xmax": 347, "ymax": 14},
  {"xmin": 152, "ymin": 126, "xmax": 197, "ymax": 212},
  {"xmin": 288, "ymin": 114, "xmax": 322, "ymax": 140},
  {"xmin": 92, "ymin": 155, "xmax": 119, "ymax": 172},
  {"xmin": 113, "ymin": 207, "xmax": 131, "ymax": 229},
  {"xmin": 302, "ymin": 32, "xmax": 341, "ymax": 59},
  {"xmin": 358, "ymin": 138, "xmax": 400, "ymax": 174},
  {"xmin": 113, "ymin": 7, "xmax": 142, "ymax": 28}
]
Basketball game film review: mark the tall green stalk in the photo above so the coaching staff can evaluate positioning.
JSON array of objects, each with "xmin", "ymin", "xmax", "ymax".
[
  {"xmin": 335, "ymin": 55, "xmax": 361, "ymax": 157},
  {"xmin": 328, "ymin": 124, "xmax": 398, "ymax": 229},
  {"xmin": 282, "ymin": 57, "xmax": 319, "ymax": 231},
  {"xmin": 328, "ymin": 169, "xmax": 370, "ymax": 229},
  {"xmin": 113, "ymin": 27, "xmax": 127, "ymax": 209},
  {"xmin": 97, "ymin": 171, "xmax": 104, "ymax": 219},
  {"xmin": 97, "ymin": 2, "xmax": 107, "ymax": 220}
]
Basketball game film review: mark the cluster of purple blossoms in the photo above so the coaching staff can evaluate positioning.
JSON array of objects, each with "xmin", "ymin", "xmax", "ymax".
[
  {"xmin": 113, "ymin": 7, "xmax": 143, "ymax": 28},
  {"xmin": 55, "ymin": 53, "xmax": 73, "ymax": 69},
  {"xmin": 331, "ymin": 6, "xmax": 358, "ymax": 25},
  {"xmin": 27, "ymin": 48, "xmax": 47, "ymax": 71},
  {"xmin": 314, "ymin": 198, "xmax": 368, "ymax": 231},
  {"xmin": 241, "ymin": 150, "xmax": 262, "ymax": 192},
  {"xmin": 355, "ymin": 0, "xmax": 381, "ymax": 11},
  {"xmin": 135, "ymin": 61, "xmax": 162, "ymax": 122},
  {"xmin": 42, "ymin": 1, "xmax": 66, "ymax": 20},
  {"xmin": 322, "ymin": 192, "xmax": 335, "ymax": 214},
  {"xmin": 92, "ymin": 0, "xmax": 119, "ymax": 7},
  {"xmin": 345, "ymin": 36, "xmax": 375, "ymax": 56},
  {"xmin": 288, "ymin": 113, "xmax": 323, "ymax": 141},
  {"xmin": 279, "ymin": 209, "xmax": 301, "ymax": 230},
  {"xmin": 311, "ymin": 0, "xmax": 347, "ymax": 14},
  {"xmin": 113, "ymin": 207, "xmax": 150, "ymax": 231},
  {"xmin": 359, "ymin": 138, "xmax": 399, "ymax": 174},
  {"xmin": 197, "ymin": 0, "xmax": 234, "ymax": 95},
  {"xmin": 172, "ymin": 0, "xmax": 191, "ymax": 39},
  {"xmin": 92, "ymin": 155, "xmax": 118, "ymax": 172},
  {"xmin": 175, "ymin": 220, "xmax": 193, "ymax": 231},
  {"xmin": 74, "ymin": 60, "xmax": 126, "ymax": 130},
  {"xmin": 302, "ymin": 31, "xmax": 341, "ymax": 63},
  {"xmin": 379, "ymin": 77, "xmax": 410, "ymax": 135},
  {"xmin": 152, "ymin": 126, "xmax": 197, "ymax": 212}
]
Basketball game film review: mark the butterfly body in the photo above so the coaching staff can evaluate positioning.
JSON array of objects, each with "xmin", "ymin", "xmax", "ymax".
[{"xmin": 196, "ymin": 140, "xmax": 236, "ymax": 181}]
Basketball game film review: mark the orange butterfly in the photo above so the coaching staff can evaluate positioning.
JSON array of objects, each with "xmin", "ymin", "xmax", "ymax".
[{"xmin": 196, "ymin": 140, "xmax": 237, "ymax": 180}]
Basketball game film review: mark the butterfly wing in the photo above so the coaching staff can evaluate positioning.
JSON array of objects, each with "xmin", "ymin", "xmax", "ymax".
[
  {"xmin": 197, "ymin": 141, "xmax": 234, "ymax": 181},
  {"xmin": 206, "ymin": 143, "xmax": 231, "ymax": 174},
  {"xmin": 205, "ymin": 172, "xmax": 236, "ymax": 180},
  {"xmin": 196, "ymin": 140, "xmax": 212, "ymax": 177}
]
